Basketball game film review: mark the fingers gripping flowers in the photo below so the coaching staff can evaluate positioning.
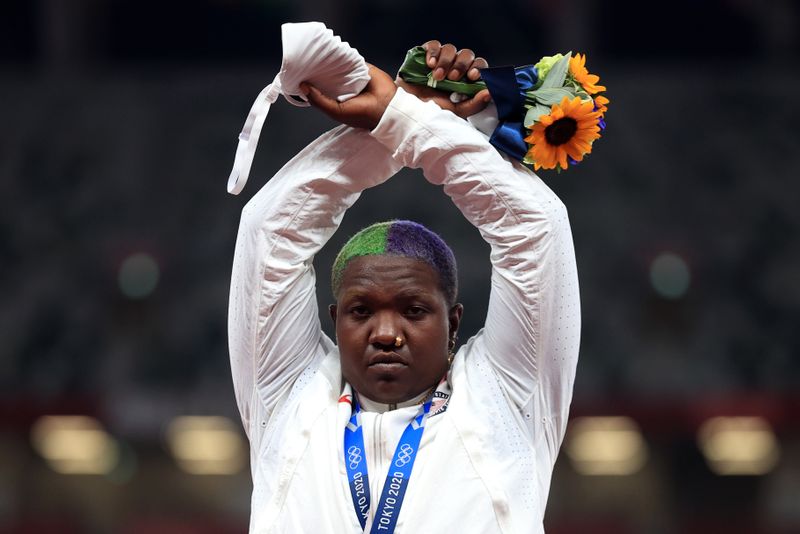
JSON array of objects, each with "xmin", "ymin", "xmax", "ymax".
[{"xmin": 400, "ymin": 48, "xmax": 609, "ymax": 173}]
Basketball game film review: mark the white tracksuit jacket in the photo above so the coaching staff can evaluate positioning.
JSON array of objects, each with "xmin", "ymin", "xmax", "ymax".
[{"xmin": 228, "ymin": 88, "xmax": 581, "ymax": 533}]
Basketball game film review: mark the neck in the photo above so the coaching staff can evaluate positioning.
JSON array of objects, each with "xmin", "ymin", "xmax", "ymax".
[{"xmin": 356, "ymin": 388, "xmax": 432, "ymax": 414}]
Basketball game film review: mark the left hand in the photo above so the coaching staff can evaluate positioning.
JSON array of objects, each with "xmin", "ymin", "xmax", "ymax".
[{"xmin": 301, "ymin": 64, "xmax": 397, "ymax": 130}]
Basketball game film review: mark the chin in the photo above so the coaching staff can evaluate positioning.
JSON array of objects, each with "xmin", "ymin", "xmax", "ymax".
[
  {"xmin": 362, "ymin": 383, "xmax": 405, "ymax": 404},
  {"xmin": 364, "ymin": 379, "xmax": 430, "ymax": 404}
]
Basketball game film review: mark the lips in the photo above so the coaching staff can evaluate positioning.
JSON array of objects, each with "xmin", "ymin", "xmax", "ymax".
[{"xmin": 368, "ymin": 352, "xmax": 408, "ymax": 367}]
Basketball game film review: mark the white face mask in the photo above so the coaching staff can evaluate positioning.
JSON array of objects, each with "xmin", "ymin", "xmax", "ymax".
[{"xmin": 227, "ymin": 21, "xmax": 370, "ymax": 196}]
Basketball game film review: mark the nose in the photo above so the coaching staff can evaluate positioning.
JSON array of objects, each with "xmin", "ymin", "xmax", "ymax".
[{"xmin": 369, "ymin": 310, "xmax": 400, "ymax": 349}]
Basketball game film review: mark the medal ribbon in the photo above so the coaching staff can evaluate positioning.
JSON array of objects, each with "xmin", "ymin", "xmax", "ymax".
[{"xmin": 344, "ymin": 396, "xmax": 432, "ymax": 533}]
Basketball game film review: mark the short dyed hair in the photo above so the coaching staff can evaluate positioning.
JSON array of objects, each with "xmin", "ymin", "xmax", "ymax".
[{"xmin": 331, "ymin": 220, "xmax": 458, "ymax": 306}]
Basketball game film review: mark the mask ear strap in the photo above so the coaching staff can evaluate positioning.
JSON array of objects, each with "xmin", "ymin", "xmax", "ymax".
[
  {"xmin": 227, "ymin": 75, "xmax": 282, "ymax": 195},
  {"xmin": 227, "ymin": 21, "xmax": 369, "ymax": 195},
  {"xmin": 283, "ymin": 93, "xmax": 310, "ymax": 107}
]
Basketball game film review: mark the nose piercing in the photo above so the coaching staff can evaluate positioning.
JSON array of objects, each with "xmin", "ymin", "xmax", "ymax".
[{"xmin": 394, "ymin": 336, "xmax": 404, "ymax": 348}]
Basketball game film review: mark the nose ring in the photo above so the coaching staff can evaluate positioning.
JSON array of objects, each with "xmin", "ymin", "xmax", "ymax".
[{"xmin": 394, "ymin": 336, "xmax": 404, "ymax": 348}]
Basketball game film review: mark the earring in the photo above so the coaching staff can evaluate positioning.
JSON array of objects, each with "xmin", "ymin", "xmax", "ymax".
[{"xmin": 447, "ymin": 337, "xmax": 456, "ymax": 367}]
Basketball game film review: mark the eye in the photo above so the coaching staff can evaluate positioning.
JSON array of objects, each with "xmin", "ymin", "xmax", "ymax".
[
  {"xmin": 349, "ymin": 305, "xmax": 371, "ymax": 318},
  {"xmin": 404, "ymin": 305, "xmax": 428, "ymax": 318}
]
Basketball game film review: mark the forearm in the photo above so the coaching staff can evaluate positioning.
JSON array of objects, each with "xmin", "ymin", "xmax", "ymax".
[
  {"xmin": 369, "ymin": 88, "xmax": 581, "ymax": 409},
  {"xmin": 234, "ymin": 127, "xmax": 395, "ymax": 308},
  {"xmin": 229, "ymin": 125, "xmax": 401, "ymax": 430}
]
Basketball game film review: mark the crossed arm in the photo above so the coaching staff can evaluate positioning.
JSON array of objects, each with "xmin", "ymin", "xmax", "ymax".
[{"xmin": 229, "ymin": 45, "xmax": 580, "ymax": 437}]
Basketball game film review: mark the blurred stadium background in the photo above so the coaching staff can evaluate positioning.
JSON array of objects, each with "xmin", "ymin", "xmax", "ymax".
[{"xmin": 1, "ymin": 0, "xmax": 798, "ymax": 532}]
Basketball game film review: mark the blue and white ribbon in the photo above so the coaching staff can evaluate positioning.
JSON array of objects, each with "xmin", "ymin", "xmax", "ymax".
[{"xmin": 344, "ymin": 396, "xmax": 432, "ymax": 533}]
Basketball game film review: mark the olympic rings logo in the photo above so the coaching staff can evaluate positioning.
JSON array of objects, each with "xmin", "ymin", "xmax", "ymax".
[
  {"xmin": 394, "ymin": 443, "xmax": 415, "ymax": 467},
  {"xmin": 347, "ymin": 446, "xmax": 363, "ymax": 470}
]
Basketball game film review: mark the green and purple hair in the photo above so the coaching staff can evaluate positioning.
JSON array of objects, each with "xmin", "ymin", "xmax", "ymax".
[{"xmin": 331, "ymin": 220, "xmax": 458, "ymax": 306}]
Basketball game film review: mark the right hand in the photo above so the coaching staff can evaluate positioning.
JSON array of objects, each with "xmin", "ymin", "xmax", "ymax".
[
  {"xmin": 423, "ymin": 40, "xmax": 488, "ymax": 83},
  {"xmin": 395, "ymin": 40, "xmax": 491, "ymax": 120}
]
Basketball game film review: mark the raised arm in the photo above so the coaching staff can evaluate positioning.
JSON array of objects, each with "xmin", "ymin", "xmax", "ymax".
[
  {"xmin": 232, "ymin": 48, "xmax": 495, "ymax": 438},
  {"xmin": 367, "ymin": 87, "xmax": 581, "ymax": 423},
  {"xmin": 228, "ymin": 125, "xmax": 401, "ymax": 438},
  {"xmin": 302, "ymin": 54, "xmax": 580, "ymax": 429}
]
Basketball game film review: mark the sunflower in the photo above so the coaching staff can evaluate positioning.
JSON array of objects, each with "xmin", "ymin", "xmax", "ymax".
[
  {"xmin": 569, "ymin": 53, "xmax": 606, "ymax": 95},
  {"xmin": 524, "ymin": 96, "xmax": 602, "ymax": 171}
]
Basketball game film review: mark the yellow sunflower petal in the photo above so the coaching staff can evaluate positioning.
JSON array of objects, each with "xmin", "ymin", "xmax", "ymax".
[
  {"xmin": 534, "ymin": 144, "xmax": 557, "ymax": 169},
  {"xmin": 557, "ymin": 147, "xmax": 569, "ymax": 170},
  {"xmin": 564, "ymin": 143, "xmax": 584, "ymax": 162},
  {"xmin": 570, "ymin": 54, "xmax": 586, "ymax": 75},
  {"xmin": 569, "ymin": 53, "xmax": 606, "ymax": 95},
  {"xmin": 577, "ymin": 124, "xmax": 600, "ymax": 134},
  {"xmin": 574, "ymin": 140, "xmax": 593, "ymax": 154},
  {"xmin": 580, "ymin": 100, "xmax": 596, "ymax": 113},
  {"xmin": 565, "ymin": 95, "xmax": 580, "ymax": 108}
]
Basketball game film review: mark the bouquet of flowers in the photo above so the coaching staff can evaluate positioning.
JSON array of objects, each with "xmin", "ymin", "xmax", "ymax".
[{"xmin": 399, "ymin": 47, "xmax": 609, "ymax": 172}]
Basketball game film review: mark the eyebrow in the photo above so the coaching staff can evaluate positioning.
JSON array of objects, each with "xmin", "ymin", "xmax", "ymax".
[
  {"xmin": 339, "ymin": 286, "xmax": 437, "ymax": 301},
  {"xmin": 394, "ymin": 288, "xmax": 435, "ymax": 299}
]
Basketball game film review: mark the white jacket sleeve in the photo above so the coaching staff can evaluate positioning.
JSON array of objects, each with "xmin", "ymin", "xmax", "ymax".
[
  {"xmin": 370, "ymin": 88, "xmax": 581, "ymax": 417},
  {"xmin": 228, "ymin": 125, "xmax": 402, "ymax": 438}
]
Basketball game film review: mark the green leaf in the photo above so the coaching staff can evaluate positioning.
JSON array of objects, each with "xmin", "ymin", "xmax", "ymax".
[
  {"xmin": 398, "ymin": 46, "xmax": 430, "ymax": 85},
  {"xmin": 430, "ymin": 76, "xmax": 487, "ymax": 95},
  {"xmin": 524, "ymin": 103, "xmax": 551, "ymax": 127},
  {"xmin": 540, "ymin": 52, "xmax": 572, "ymax": 89},
  {"xmin": 527, "ymin": 87, "xmax": 574, "ymax": 106}
]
